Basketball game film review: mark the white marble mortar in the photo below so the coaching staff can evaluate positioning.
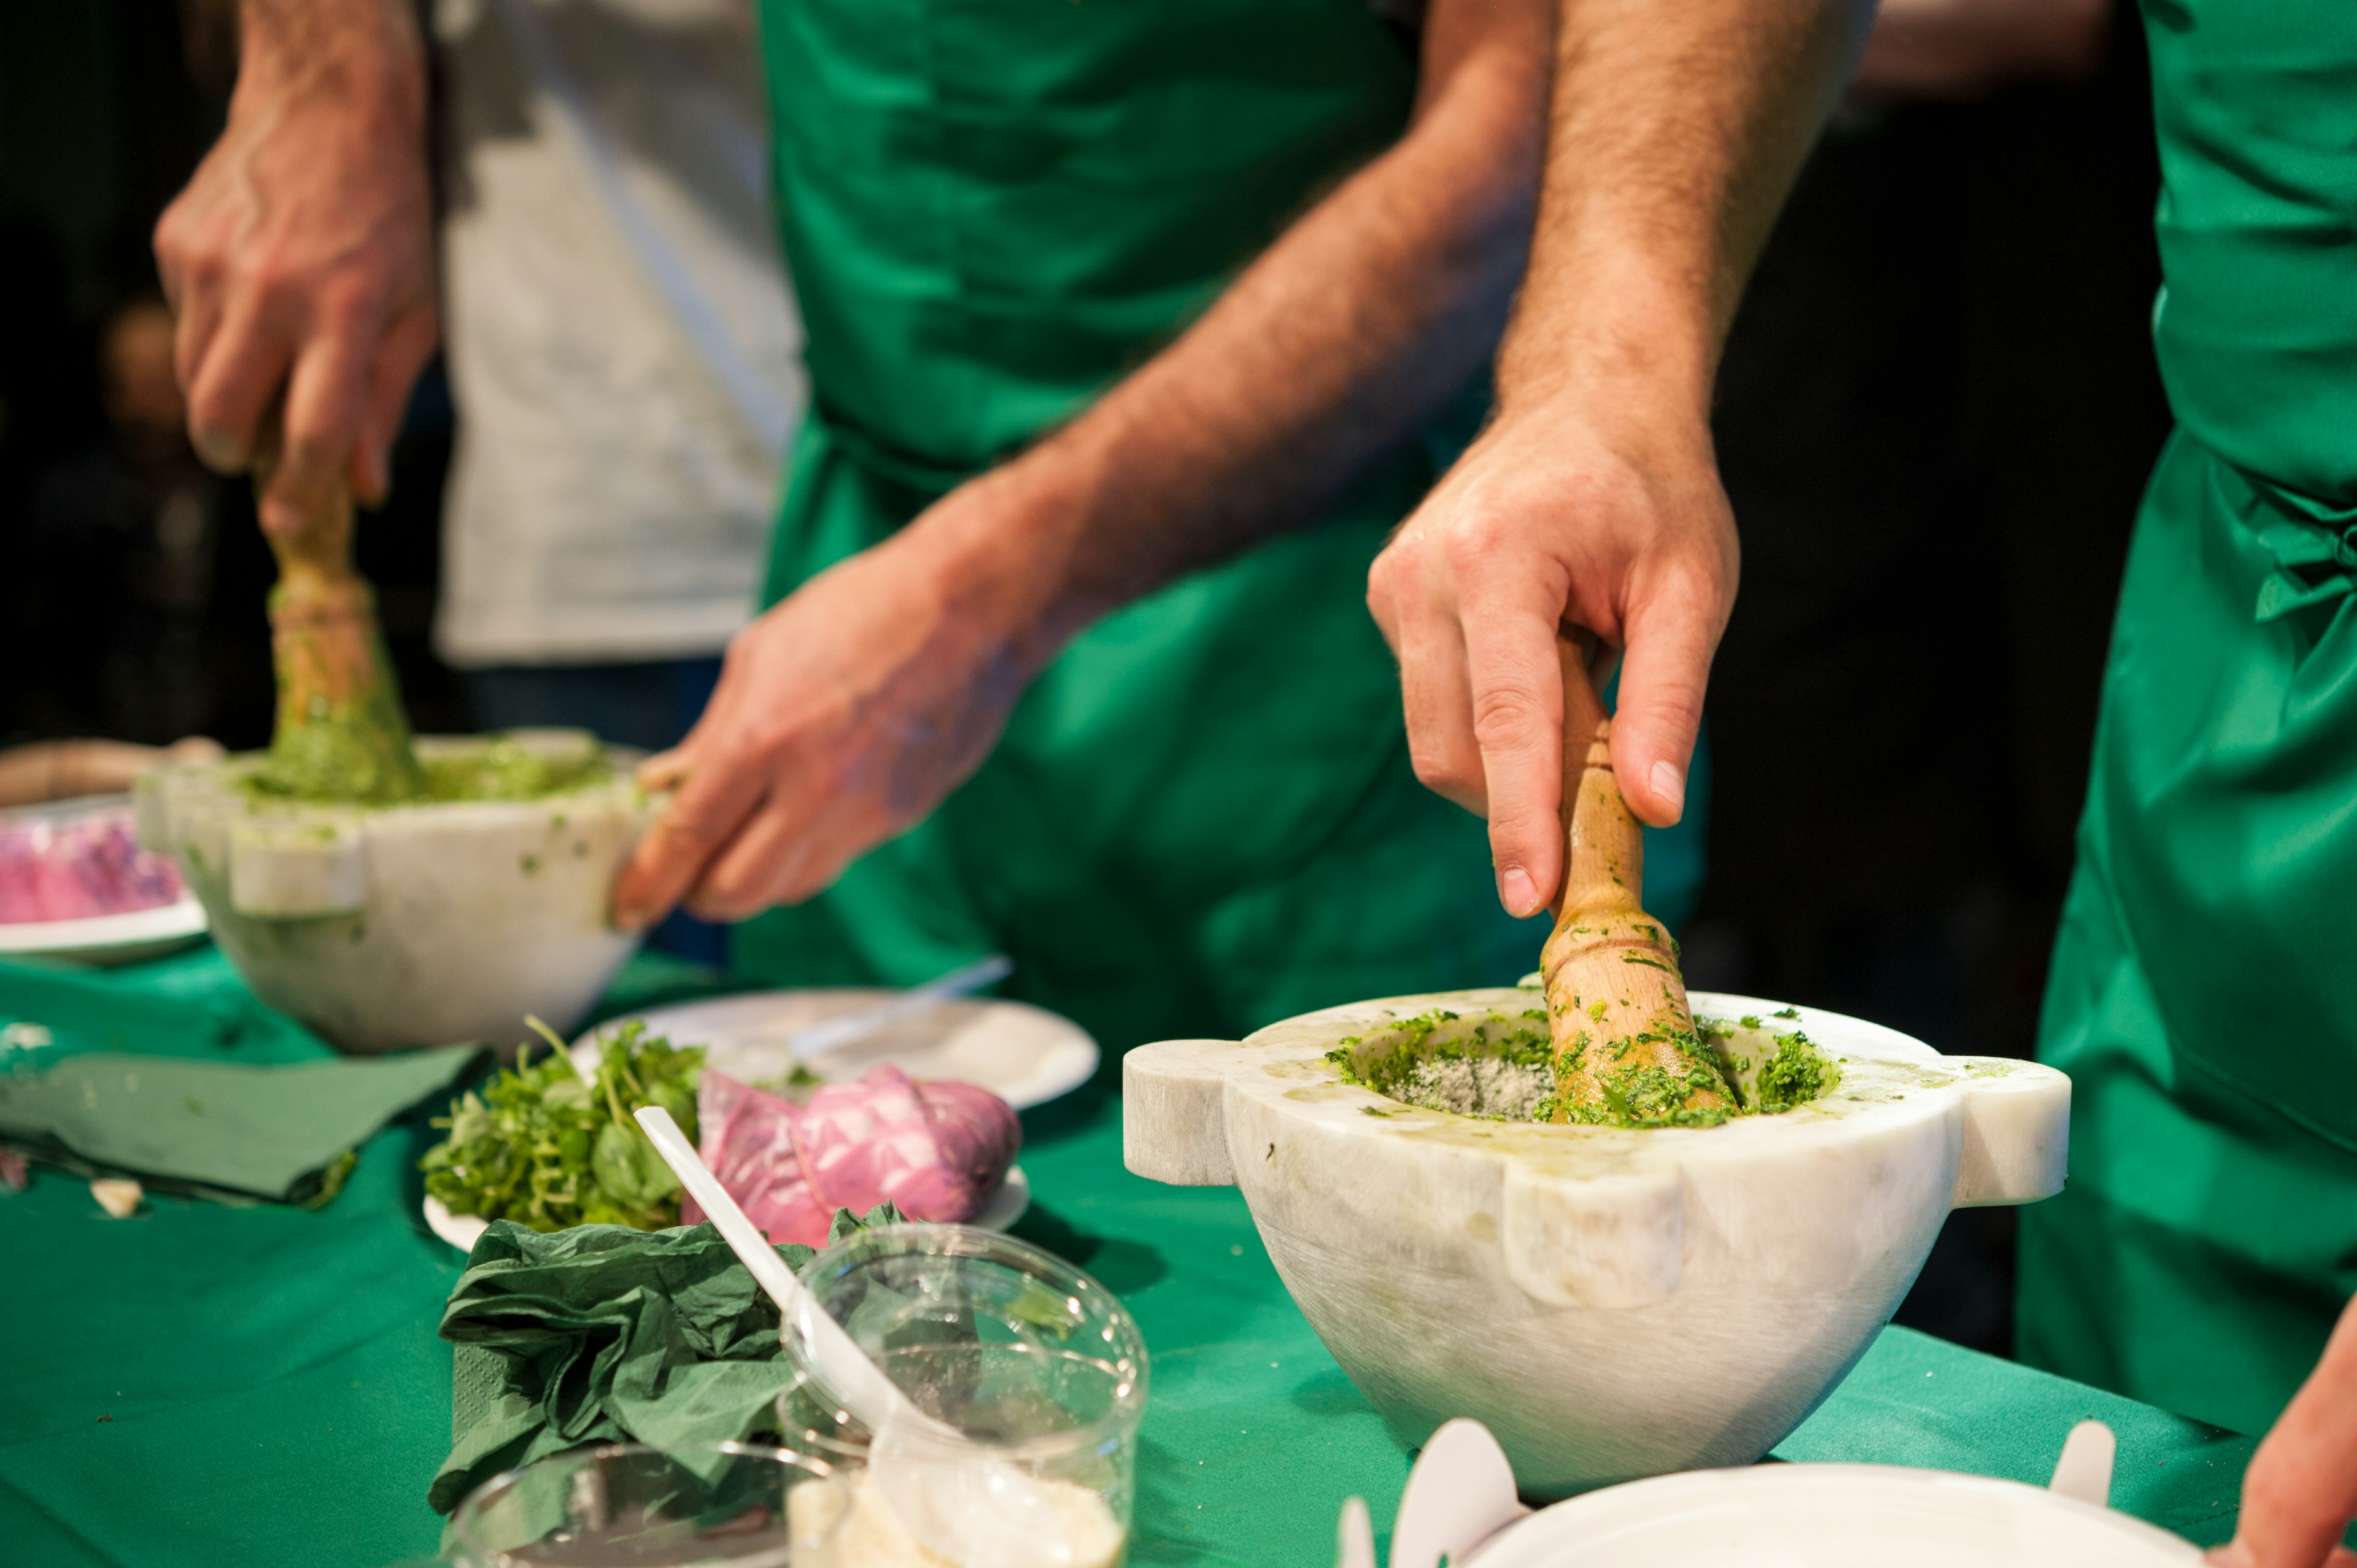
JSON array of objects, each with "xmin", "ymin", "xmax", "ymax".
[
  {"xmin": 135, "ymin": 732, "xmax": 659, "ymax": 1053},
  {"xmin": 1124, "ymin": 989, "xmax": 2069, "ymax": 1496}
]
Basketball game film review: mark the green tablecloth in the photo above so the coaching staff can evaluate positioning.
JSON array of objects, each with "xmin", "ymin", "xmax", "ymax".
[{"xmin": 0, "ymin": 948, "xmax": 2254, "ymax": 1566}]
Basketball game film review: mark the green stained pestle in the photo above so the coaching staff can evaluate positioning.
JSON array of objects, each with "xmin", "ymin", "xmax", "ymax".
[{"xmin": 249, "ymin": 422, "xmax": 426, "ymax": 804}]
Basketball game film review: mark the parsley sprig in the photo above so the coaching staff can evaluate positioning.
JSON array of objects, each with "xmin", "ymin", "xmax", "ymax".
[{"xmin": 420, "ymin": 1018, "xmax": 704, "ymax": 1232}]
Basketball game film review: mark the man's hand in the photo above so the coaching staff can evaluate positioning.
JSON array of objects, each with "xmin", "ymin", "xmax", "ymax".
[
  {"xmin": 2212, "ymin": 1294, "xmax": 2357, "ymax": 1568},
  {"xmin": 1368, "ymin": 402, "xmax": 1735, "ymax": 918},
  {"xmin": 1371, "ymin": 0, "xmax": 1869, "ymax": 919},
  {"xmin": 153, "ymin": 0, "xmax": 438, "ymax": 536},
  {"xmin": 610, "ymin": 471, "xmax": 1059, "ymax": 929}
]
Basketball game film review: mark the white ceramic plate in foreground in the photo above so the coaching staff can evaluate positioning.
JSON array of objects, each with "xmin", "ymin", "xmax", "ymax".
[
  {"xmin": 574, "ymin": 989, "xmax": 1101, "ymax": 1112},
  {"xmin": 1469, "ymin": 1463, "xmax": 2201, "ymax": 1568},
  {"xmin": 423, "ymin": 1164, "xmax": 1031, "ymax": 1254}
]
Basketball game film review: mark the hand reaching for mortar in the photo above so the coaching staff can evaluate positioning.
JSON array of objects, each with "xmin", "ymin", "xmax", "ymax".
[
  {"xmin": 610, "ymin": 474, "xmax": 1058, "ymax": 930},
  {"xmin": 2209, "ymin": 1292, "xmax": 2357, "ymax": 1568}
]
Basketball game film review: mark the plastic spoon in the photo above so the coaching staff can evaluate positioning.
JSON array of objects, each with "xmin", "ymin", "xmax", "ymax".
[
  {"xmin": 632, "ymin": 1106, "xmax": 1074, "ymax": 1567},
  {"xmin": 779, "ymin": 952, "xmax": 1014, "ymax": 1062},
  {"xmin": 633, "ymin": 1105, "xmax": 942, "ymax": 1434},
  {"xmin": 1334, "ymin": 1497, "xmax": 1377, "ymax": 1568},
  {"xmin": 2048, "ymin": 1419, "xmax": 2116, "ymax": 1507}
]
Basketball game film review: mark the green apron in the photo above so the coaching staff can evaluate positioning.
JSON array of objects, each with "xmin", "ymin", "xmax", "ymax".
[
  {"xmin": 2017, "ymin": 0, "xmax": 2357, "ymax": 1437},
  {"xmin": 726, "ymin": 0, "xmax": 1703, "ymax": 1066}
]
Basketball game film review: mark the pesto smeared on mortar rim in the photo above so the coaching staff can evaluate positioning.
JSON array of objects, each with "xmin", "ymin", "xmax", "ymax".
[
  {"xmin": 245, "ymin": 731, "xmax": 614, "ymax": 807},
  {"xmin": 1326, "ymin": 1008, "xmax": 1842, "ymax": 1129}
]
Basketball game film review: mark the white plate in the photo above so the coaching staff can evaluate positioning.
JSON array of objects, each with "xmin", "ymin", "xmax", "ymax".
[
  {"xmin": 0, "ymin": 792, "xmax": 207, "ymax": 966},
  {"xmin": 577, "ymin": 989, "xmax": 1101, "ymax": 1112},
  {"xmin": 424, "ymin": 1164, "xmax": 1032, "ymax": 1254},
  {"xmin": 0, "ymin": 895, "xmax": 207, "ymax": 966},
  {"xmin": 1468, "ymin": 1463, "xmax": 2200, "ymax": 1568}
]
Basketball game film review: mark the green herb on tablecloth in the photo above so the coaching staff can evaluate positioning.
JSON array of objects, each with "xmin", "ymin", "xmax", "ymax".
[{"xmin": 419, "ymin": 1019, "xmax": 702, "ymax": 1232}]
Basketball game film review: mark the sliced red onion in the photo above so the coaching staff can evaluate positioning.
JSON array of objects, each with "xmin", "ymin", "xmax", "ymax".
[
  {"xmin": 684, "ymin": 1064, "xmax": 1022, "ymax": 1248},
  {"xmin": 0, "ymin": 809, "xmax": 184, "ymax": 924}
]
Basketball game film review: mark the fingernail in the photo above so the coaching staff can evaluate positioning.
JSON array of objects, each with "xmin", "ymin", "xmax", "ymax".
[
  {"xmin": 1499, "ymin": 866, "xmax": 1539, "ymax": 918},
  {"xmin": 193, "ymin": 428, "xmax": 244, "ymax": 473},
  {"xmin": 1649, "ymin": 761, "xmax": 1686, "ymax": 817}
]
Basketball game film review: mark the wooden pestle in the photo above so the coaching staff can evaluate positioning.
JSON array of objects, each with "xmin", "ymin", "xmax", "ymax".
[
  {"xmin": 1540, "ymin": 631, "xmax": 1730, "ymax": 1123},
  {"xmin": 252, "ymin": 420, "xmax": 425, "ymax": 802}
]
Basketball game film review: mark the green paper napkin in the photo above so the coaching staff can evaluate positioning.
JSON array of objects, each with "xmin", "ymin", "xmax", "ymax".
[
  {"xmin": 430, "ymin": 1206, "xmax": 899, "ymax": 1515},
  {"xmin": 0, "ymin": 1045, "xmax": 487, "ymax": 1207}
]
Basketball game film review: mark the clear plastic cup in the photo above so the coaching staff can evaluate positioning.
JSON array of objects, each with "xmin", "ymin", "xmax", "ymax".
[
  {"xmin": 775, "ymin": 1224, "xmax": 1148, "ymax": 1568},
  {"xmin": 447, "ymin": 1441, "xmax": 841, "ymax": 1567}
]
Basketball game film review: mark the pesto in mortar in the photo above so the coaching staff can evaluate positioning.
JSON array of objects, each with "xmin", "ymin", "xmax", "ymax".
[
  {"xmin": 1329, "ymin": 1008, "xmax": 1841, "ymax": 1128},
  {"xmin": 247, "ymin": 732, "xmax": 612, "ymax": 806}
]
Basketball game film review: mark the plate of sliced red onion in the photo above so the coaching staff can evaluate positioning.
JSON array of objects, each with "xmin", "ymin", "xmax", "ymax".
[
  {"xmin": 0, "ymin": 795, "xmax": 206, "ymax": 966},
  {"xmin": 424, "ymin": 997, "xmax": 1061, "ymax": 1252}
]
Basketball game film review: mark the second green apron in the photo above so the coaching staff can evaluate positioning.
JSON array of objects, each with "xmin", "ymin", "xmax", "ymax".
[
  {"xmin": 2017, "ymin": 0, "xmax": 2357, "ymax": 1437},
  {"xmin": 729, "ymin": 0, "xmax": 1704, "ymax": 1064}
]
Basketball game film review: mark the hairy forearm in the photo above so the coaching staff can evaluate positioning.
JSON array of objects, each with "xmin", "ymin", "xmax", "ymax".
[
  {"xmin": 1502, "ymin": 0, "xmax": 1873, "ymax": 425},
  {"xmin": 915, "ymin": 0, "xmax": 1550, "ymax": 660}
]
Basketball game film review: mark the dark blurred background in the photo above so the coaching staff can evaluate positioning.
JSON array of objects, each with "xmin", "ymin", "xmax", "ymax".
[
  {"xmin": 0, "ymin": 1, "xmax": 2170, "ymax": 1358},
  {"xmin": 1690, "ymin": 15, "xmax": 2172, "ymax": 1356}
]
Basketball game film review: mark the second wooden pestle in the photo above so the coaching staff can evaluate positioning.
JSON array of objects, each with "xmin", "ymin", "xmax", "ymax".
[{"xmin": 252, "ymin": 422, "xmax": 425, "ymax": 803}]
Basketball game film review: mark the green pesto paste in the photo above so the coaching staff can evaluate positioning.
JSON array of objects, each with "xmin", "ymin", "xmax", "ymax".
[
  {"xmin": 1328, "ymin": 1009, "xmax": 1841, "ymax": 1129},
  {"xmin": 248, "ymin": 730, "xmax": 611, "ymax": 806},
  {"xmin": 416, "ymin": 738, "xmax": 611, "ymax": 802},
  {"xmin": 254, "ymin": 691, "xmax": 428, "ymax": 805}
]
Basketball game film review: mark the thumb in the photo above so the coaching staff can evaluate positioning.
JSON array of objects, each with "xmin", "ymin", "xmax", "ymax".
[{"xmin": 1608, "ymin": 577, "xmax": 1722, "ymax": 829}]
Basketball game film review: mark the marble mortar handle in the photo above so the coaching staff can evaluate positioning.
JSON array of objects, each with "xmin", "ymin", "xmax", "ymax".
[
  {"xmin": 1949, "ymin": 1059, "xmax": 2072, "ymax": 1208},
  {"xmin": 1123, "ymin": 1040, "xmax": 1242, "ymax": 1186}
]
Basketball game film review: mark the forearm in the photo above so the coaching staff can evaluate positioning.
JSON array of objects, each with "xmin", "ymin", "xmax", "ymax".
[
  {"xmin": 233, "ymin": 0, "xmax": 424, "ymax": 107},
  {"xmin": 910, "ymin": 0, "xmax": 1549, "ymax": 665},
  {"xmin": 1503, "ymin": 0, "xmax": 1872, "ymax": 427},
  {"xmin": 1851, "ymin": 0, "xmax": 2108, "ymax": 101}
]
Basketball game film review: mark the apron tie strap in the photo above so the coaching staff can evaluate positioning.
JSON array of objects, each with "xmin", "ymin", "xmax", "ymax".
[{"xmin": 2235, "ymin": 466, "xmax": 2357, "ymax": 624}]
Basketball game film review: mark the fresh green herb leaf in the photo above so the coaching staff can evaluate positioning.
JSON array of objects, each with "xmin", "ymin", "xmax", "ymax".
[{"xmin": 420, "ymin": 1018, "xmax": 704, "ymax": 1233}]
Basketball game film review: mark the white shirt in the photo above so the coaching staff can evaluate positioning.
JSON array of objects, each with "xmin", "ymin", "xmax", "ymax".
[{"xmin": 432, "ymin": 0, "xmax": 805, "ymax": 667}]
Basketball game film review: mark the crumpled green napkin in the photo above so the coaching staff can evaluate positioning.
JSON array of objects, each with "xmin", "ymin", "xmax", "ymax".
[
  {"xmin": 0, "ymin": 1044, "xmax": 486, "ymax": 1206},
  {"xmin": 430, "ymin": 1205, "xmax": 898, "ymax": 1515}
]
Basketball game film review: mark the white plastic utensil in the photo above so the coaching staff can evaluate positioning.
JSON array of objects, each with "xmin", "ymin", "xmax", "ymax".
[
  {"xmin": 632, "ymin": 1105, "xmax": 1074, "ymax": 1568},
  {"xmin": 1335, "ymin": 1497, "xmax": 1377, "ymax": 1568},
  {"xmin": 1389, "ymin": 1418, "xmax": 1531, "ymax": 1568},
  {"xmin": 633, "ymin": 1105, "xmax": 942, "ymax": 1436},
  {"xmin": 779, "ymin": 953, "xmax": 1013, "ymax": 1061},
  {"xmin": 2047, "ymin": 1419, "xmax": 2116, "ymax": 1507}
]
